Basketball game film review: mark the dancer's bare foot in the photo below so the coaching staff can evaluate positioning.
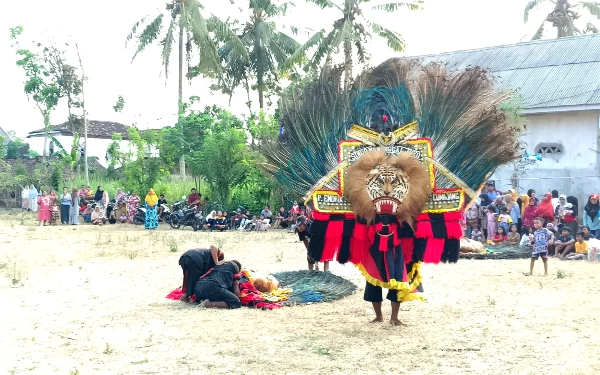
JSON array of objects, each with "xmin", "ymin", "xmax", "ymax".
[
  {"xmin": 390, "ymin": 318, "xmax": 406, "ymax": 326},
  {"xmin": 370, "ymin": 317, "xmax": 384, "ymax": 323}
]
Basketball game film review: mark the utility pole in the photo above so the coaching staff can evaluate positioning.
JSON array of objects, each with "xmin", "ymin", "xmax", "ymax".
[{"xmin": 75, "ymin": 43, "xmax": 89, "ymax": 186}]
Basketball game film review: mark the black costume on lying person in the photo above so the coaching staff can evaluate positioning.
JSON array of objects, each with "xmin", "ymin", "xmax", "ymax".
[
  {"xmin": 194, "ymin": 261, "xmax": 242, "ymax": 309},
  {"xmin": 179, "ymin": 246, "xmax": 224, "ymax": 302}
]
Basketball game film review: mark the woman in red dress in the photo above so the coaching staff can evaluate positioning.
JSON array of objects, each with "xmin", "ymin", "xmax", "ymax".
[{"xmin": 37, "ymin": 191, "xmax": 52, "ymax": 226}]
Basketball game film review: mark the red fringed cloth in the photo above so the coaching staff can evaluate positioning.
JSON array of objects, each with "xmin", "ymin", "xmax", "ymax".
[{"xmin": 414, "ymin": 211, "xmax": 464, "ymax": 264}]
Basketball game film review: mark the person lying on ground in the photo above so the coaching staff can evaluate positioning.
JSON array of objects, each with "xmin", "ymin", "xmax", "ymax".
[
  {"xmin": 193, "ymin": 260, "xmax": 242, "ymax": 309},
  {"xmin": 554, "ymin": 227, "xmax": 575, "ymax": 258},
  {"xmin": 179, "ymin": 245, "xmax": 225, "ymax": 302},
  {"xmin": 91, "ymin": 206, "xmax": 107, "ymax": 225},
  {"xmin": 565, "ymin": 232, "xmax": 588, "ymax": 260}
]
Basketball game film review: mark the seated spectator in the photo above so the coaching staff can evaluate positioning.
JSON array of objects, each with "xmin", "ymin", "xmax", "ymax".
[
  {"xmin": 91, "ymin": 206, "xmax": 107, "ymax": 225},
  {"xmin": 582, "ymin": 225, "xmax": 596, "ymax": 241},
  {"xmin": 492, "ymin": 226, "xmax": 507, "ymax": 244},
  {"xmin": 565, "ymin": 232, "xmax": 588, "ymax": 260},
  {"xmin": 261, "ymin": 205, "xmax": 272, "ymax": 223},
  {"xmin": 290, "ymin": 201, "xmax": 301, "ymax": 216},
  {"xmin": 157, "ymin": 194, "xmax": 168, "ymax": 220},
  {"xmin": 193, "ymin": 260, "xmax": 242, "ymax": 309},
  {"xmin": 554, "ymin": 227, "xmax": 575, "ymax": 258},
  {"xmin": 213, "ymin": 211, "xmax": 227, "ymax": 231},
  {"xmin": 470, "ymin": 226, "xmax": 484, "ymax": 242},
  {"xmin": 507, "ymin": 224, "xmax": 521, "ymax": 246},
  {"xmin": 187, "ymin": 188, "xmax": 201, "ymax": 207},
  {"xmin": 272, "ymin": 206, "xmax": 289, "ymax": 229},
  {"xmin": 520, "ymin": 227, "xmax": 534, "ymax": 247},
  {"xmin": 108, "ymin": 209, "xmax": 117, "ymax": 225},
  {"xmin": 204, "ymin": 211, "xmax": 216, "ymax": 230},
  {"xmin": 82, "ymin": 204, "xmax": 93, "ymax": 223},
  {"xmin": 256, "ymin": 215, "xmax": 271, "ymax": 231},
  {"xmin": 245, "ymin": 215, "xmax": 258, "ymax": 231},
  {"xmin": 222, "ymin": 210, "xmax": 231, "ymax": 228},
  {"xmin": 232, "ymin": 209, "xmax": 244, "ymax": 229},
  {"xmin": 238, "ymin": 210, "xmax": 252, "ymax": 231}
]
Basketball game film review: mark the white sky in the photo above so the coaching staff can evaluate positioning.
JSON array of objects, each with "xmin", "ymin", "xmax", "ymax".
[{"xmin": 0, "ymin": 0, "xmax": 555, "ymax": 138}]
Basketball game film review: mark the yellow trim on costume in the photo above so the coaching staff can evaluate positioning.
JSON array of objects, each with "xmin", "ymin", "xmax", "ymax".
[
  {"xmin": 356, "ymin": 261, "xmax": 425, "ymax": 302},
  {"xmin": 423, "ymin": 156, "xmax": 476, "ymax": 200},
  {"xmin": 347, "ymin": 122, "xmax": 419, "ymax": 145},
  {"xmin": 422, "ymin": 190, "xmax": 465, "ymax": 214}
]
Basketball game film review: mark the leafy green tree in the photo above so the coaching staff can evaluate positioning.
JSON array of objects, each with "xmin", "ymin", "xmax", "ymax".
[
  {"xmin": 187, "ymin": 110, "xmax": 252, "ymax": 203},
  {"xmin": 113, "ymin": 95, "xmax": 125, "ymax": 113},
  {"xmin": 0, "ymin": 136, "xmax": 5, "ymax": 158},
  {"xmin": 284, "ymin": 0, "xmax": 423, "ymax": 89},
  {"xmin": 10, "ymin": 26, "xmax": 63, "ymax": 160},
  {"xmin": 210, "ymin": 0, "xmax": 301, "ymax": 109},
  {"xmin": 525, "ymin": 0, "xmax": 600, "ymax": 39}
]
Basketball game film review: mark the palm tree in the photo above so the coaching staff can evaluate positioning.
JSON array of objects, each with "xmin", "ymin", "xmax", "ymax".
[
  {"xmin": 127, "ymin": 0, "xmax": 242, "ymax": 174},
  {"xmin": 283, "ymin": 0, "xmax": 423, "ymax": 90},
  {"xmin": 524, "ymin": 0, "xmax": 600, "ymax": 40},
  {"xmin": 212, "ymin": 0, "xmax": 301, "ymax": 109}
]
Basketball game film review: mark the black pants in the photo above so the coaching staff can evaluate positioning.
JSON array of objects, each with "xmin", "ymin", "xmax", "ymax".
[
  {"xmin": 194, "ymin": 280, "xmax": 241, "ymax": 309},
  {"xmin": 363, "ymin": 282, "xmax": 399, "ymax": 303},
  {"xmin": 60, "ymin": 204, "xmax": 70, "ymax": 223}
]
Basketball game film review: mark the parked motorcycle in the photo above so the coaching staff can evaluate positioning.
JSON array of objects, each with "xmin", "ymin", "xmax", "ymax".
[
  {"xmin": 159, "ymin": 203, "xmax": 172, "ymax": 224},
  {"xmin": 133, "ymin": 206, "xmax": 146, "ymax": 225},
  {"xmin": 169, "ymin": 196, "xmax": 204, "ymax": 230}
]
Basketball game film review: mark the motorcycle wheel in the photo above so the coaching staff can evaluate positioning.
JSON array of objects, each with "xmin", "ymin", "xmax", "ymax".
[
  {"xmin": 133, "ymin": 215, "xmax": 145, "ymax": 225},
  {"xmin": 170, "ymin": 216, "xmax": 181, "ymax": 229}
]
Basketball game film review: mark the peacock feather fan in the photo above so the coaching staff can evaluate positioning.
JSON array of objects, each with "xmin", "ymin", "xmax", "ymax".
[{"xmin": 261, "ymin": 58, "xmax": 522, "ymax": 196}]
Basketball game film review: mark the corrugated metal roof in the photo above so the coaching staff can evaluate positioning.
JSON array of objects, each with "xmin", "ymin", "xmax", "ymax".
[
  {"xmin": 413, "ymin": 34, "xmax": 600, "ymax": 110},
  {"xmin": 0, "ymin": 126, "xmax": 14, "ymax": 144}
]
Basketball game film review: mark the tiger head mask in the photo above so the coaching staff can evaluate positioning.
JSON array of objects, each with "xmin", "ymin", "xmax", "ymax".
[{"xmin": 345, "ymin": 150, "xmax": 431, "ymax": 225}]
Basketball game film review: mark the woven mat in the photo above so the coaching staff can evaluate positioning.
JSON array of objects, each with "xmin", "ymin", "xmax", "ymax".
[
  {"xmin": 460, "ymin": 244, "xmax": 532, "ymax": 260},
  {"xmin": 272, "ymin": 270, "xmax": 357, "ymax": 306}
]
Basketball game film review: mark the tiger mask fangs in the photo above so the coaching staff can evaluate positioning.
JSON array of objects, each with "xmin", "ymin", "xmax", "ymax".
[{"xmin": 345, "ymin": 150, "xmax": 431, "ymax": 226}]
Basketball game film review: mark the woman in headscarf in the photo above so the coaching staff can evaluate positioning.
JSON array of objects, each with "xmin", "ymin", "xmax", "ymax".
[
  {"xmin": 59, "ymin": 187, "xmax": 71, "ymax": 224},
  {"xmin": 21, "ymin": 185, "xmax": 30, "ymax": 211},
  {"xmin": 204, "ymin": 210, "xmax": 217, "ymax": 230},
  {"xmin": 144, "ymin": 188, "xmax": 159, "ymax": 230},
  {"xmin": 49, "ymin": 190, "xmax": 59, "ymax": 225},
  {"xmin": 127, "ymin": 191, "xmax": 140, "ymax": 223},
  {"xmin": 114, "ymin": 188, "xmax": 128, "ymax": 223},
  {"xmin": 527, "ymin": 189, "xmax": 537, "ymax": 206},
  {"xmin": 464, "ymin": 199, "xmax": 482, "ymax": 238},
  {"xmin": 101, "ymin": 189, "xmax": 109, "ymax": 213},
  {"xmin": 508, "ymin": 189, "xmax": 518, "ymax": 202},
  {"xmin": 37, "ymin": 190, "xmax": 52, "ymax": 226},
  {"xmin": 564, "ymin": 196, "xmax": 579, "ymax": 236},
  {"xmin": 94, "ymin": 186, "xmax": 104, "ymax": 206},
  {"xmin": 551, "ymin": 190, "xmax": 560, "ymax": 210},
  {"xmin": 504, "ymin": 194, "xmax": 520, "ymax": 231},
  {"xmin": 522, "ymin": 197, "xmax": 538, "ymax": 235},
  {"xmin": 536, "ymin": 193, "xmax": 555, "ymax": 225},
  {"xmin": 29, "ymin": 185, "xmax": 39, "ymax": 212},
  {"xmin": 69, "ymin": 187, "xmax": 80, "ymax": 225},
  {"xmin": 583, "ymin": 194, "xmax": 600, "ymax": 238}
]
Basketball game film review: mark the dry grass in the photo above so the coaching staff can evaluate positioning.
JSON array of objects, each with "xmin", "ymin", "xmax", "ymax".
[{"xmin": 1, "ymin": 210, "xmax": 599, "ymax": 375}]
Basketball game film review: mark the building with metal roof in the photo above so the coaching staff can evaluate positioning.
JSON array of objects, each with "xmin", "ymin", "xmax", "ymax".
[{"xmin": 413, "ymin": 34, "xmax": 600, "ymax": 210}]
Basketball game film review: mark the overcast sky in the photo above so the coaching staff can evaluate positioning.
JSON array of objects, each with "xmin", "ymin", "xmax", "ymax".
[{"xmin": 0, "ymin": 0, "xmax": 554, "ymax": 138}]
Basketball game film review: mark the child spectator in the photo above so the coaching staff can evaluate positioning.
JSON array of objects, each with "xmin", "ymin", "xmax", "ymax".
[
  {"xmin": 520, "ymin": 227, "xmax": 534, "ymax": 247},
  {"xmin": 91, "ymin": 206, "xmax": 107, "ymax": 225},
  {"xmin": 492, "ymin": 226, "xmax": 507, "ymax": 244},
  {"xmin": 581, "ymin": 225, "xmax": 596, "ymax": 241},
  {"xmin": 525, "ymin": 217, "xmax": 551, "ymax": 276},
  {"xmin": 256, "ymin": 214, "xmax": 271, "ymax": 231},
  {"xmin": 565, "ymin": 232, "xmax": 588, "ymax": 260},
  {"xmin": 471, "ymin": 226, "xmax": 484, "ymax": 242},
  {"xmin": 486, "ymin": 205, "xmax": 498, "ymax": 240},
  {"xmin": 554, "ymin": 227, "xmax": 575, "ymax": 258},
  {"xmin": 497, "ymin": 207, "xmax": 512, "ymax": 233},
  {"xmin": 507, "ymin": 224, "xmax": 521, "ymax": 246},
  {"xmin": 260, "ymin": 206, "xmax": 272, "ymax": 223}
]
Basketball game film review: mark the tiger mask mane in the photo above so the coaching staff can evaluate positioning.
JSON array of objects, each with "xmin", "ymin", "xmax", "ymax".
[{"xmin": 345, "ymin": 150, "xmax": 431, "ymax": 226}]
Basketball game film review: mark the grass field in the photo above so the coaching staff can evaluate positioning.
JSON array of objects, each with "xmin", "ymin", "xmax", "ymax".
[{"xmin": 1, "ymin": 210, "xmax": 599, "ymax": 375}]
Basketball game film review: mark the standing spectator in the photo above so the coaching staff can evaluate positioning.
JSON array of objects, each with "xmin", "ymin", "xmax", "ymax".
[
  {"xmin": 583, "ymin": 194, "xmax": 600, "ymax": 238},
  {"xmin": 527, "ymin": 189, "xmax": 537, "ymax": 205},
  {"xmin": 485, "ymin": 182, "xmax": 501, "ymax": 202},
  {"xmin": 492, "ymin": 196, "xmax": 505, "ymax": 213},
  {"xmin": 127, "ymin": 191, "xmax": 141, "ymax": 223},
  {"xmin": 465, "ymin": 200, "xmax": 481, "ymax": 238},
  {"xmin": 29, "ymin": 185, "xmax": 39, "ymax": 212},
  {"xmin": 101, "ymin": 189, "xmax": 110, "ymax": 213},
  {"xmin": 261, "ymin": 205, "xmax": 272, "ymax": 222},
  {"xmin": 486, "ymin": 205, "xmax": 498, "ymax": 240},
  {"xmin": 536, "ymin": 193, "xmax": 555, "ymax": 225},
  {"xmin": 551, "ymin": 190, "xmax": 560, "ymax": 211},
  {"xmin": 50, "ymin": 191, "xmax": 59, "ymax": 225},
  {"xmin": 522, "ymin": 198, "xmax": 538, "ymax": 235},
  {"xmin": 21, "ymin": 185, "xmax": 30, "ymax": 211},
  {"xmin": 37, "ymin": 191, "xmax": 51, "ymax": 226},
  {"xmin": 144, "ymin": 188, "xmax": 159, "ymax": 230},
  {"xmin": 479, "ymin": 194, "xmax": 491, "ymax": 238},
  {"xmin": 59, "ymin": 187, "xmax": 71, "ymax": 225},
  {"xmin": 518, "ymin": 194, "xmax": 530, "ymax": 227},
  {"xmin": 188, "ymin": 188, "xmax": 201, "ymax": 207},
  {"xmin": 69, "ymin": 187, "xmax": 80, "ymax": 225},
  {"xmin": 504, "ymin": 194, "xmax": 520, "ymax": 232},
  {"xmin": 565, "ymin": 196, "xmax": 579, "ymax": 235},
  {"xmin": 554, "ymin": 195, "xmax": 567, "ymax": 226},
  {"xmin": 525, "ymin": 217, "xmax": 551, "ymax": 276}
]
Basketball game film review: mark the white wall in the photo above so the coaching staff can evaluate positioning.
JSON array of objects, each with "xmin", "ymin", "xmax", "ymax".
[
  {"xmin": 27, "ymin": 135, "xmax": 132, "ymax": 168},
  {"xmin": 491, "ymin": 109, "xmax": 600, "ymax": 207}
]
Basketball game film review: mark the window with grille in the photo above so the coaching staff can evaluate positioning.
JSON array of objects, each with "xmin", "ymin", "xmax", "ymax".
[{"xmin": 534, "ymin": 143, "xmax": 563, "ymax": 156}]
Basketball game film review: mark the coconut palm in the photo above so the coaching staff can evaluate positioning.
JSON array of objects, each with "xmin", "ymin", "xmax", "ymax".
[
  {"xmin": 282, "ymin": 0, "xmax": 423, "ymax": 90},
  {"xmin": 524, "ymin": 0, "xmax": 600, "ymax": 40},
  {"xmin": 127, "ymin": 0, "xmax": 244, "ymax": 173},
  {"xmin": 212, "ymin": 0, "xmax": 301, "ymax": 109}
]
